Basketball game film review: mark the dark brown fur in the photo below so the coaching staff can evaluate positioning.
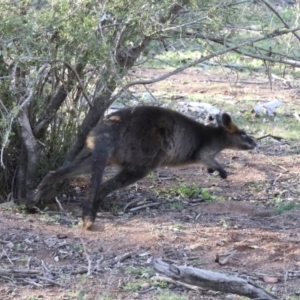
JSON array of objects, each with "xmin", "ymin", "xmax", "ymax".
[{"xmin": 28, "ymin": 106, "xmax": 256, "ymax": 230}]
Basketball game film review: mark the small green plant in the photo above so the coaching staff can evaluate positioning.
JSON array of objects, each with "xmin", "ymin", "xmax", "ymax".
[
  {"xmin": 274, "ymin": 202, "xmax": 299, "ymax": 215},
  {"xmin": 175, "ymin": 185, "xmax": 197, "ymax": 197},
  {"xmin": 247, "ymin": 182, "xmax": 263, "ymax": 191},
  {"xmin": 191, "ymin": 259, "xmax": 203, "ymax": 265},
  {"xmin": 121, "ymin": 279, "xmax": 149, "ymax": 292},
  {"xmin": 102, "ymin": 294, "xmax": 115, "ymax": 300},
  {"xmin": 66, "ymin": 291, "xmax": 86, "ymax": 299},
  {"xmin": 220, "ymin": 218, "xmax": 229, "ymax": 228},
  {"xmin": 152, "ymin": 225, "xmax": 166, "ymax": 232},
  {"xmin": 126, "ymin": 267, "xmax": 155, "ymax": 276},
  {"xmin": 109, "ymin": 203, "xmax": 123, "ymax": 214},
  {"xmin": 7, "ymin": 203, "xmax": 27, "ymax": 214},
  {"xmin": 18, "ymin": 256, "xmax": 29, "ymax": 264},
  {"xmin": 155, "ymin": 290, "xmax": 188, "ymax": 300},
  {"xmin": 38, "ymin": 212, "xmax": 61, "ymax": 224},
  {"xmin": 171, "ymin": 224, "xmax": 185, "ymax": 231},
  {"xmin": 158, "ymin": 184, "xmax": 221, "ymax": 202},
  {"xmin": 16, "ymin": 243, "xmax": 25, "ymax": 251},
  {"xmin": 167, "ymin": 200, "xmax": 185, "ymax": 210},
  {"xmin": 72, "ymin": 243, "xmax": 83, "ymax": 253},
  {"xmin": 275, "ymin": 195, "xmax": 283, "ymax": 204},
  {"xmin": 159, "ymin": 184, "xmax": 202, "ymax": 198},
  {"xmin": 200, "ymin": 188, "xmax": 219, "ymax": 202},
  {"xmin": 243, "ymin": 109, "xmax": 253, "ymax": 121},
  {"xmin": 147, "ymin": 171, "xmax": 156, "ymax": 179},
  {"xmin": 174, "ymin": 185, "xmax": 201, "ymax": 198},
  {"xmin": 288, "ymin": 296, "xmax": 300, "ymax": 300},
  {"xmin": 76, "ymin": 290, "xmax": 86, "ymax": 300},
  {"xmin": 152, "ymin": 279, "xmax": 169, "ymax": 289}
]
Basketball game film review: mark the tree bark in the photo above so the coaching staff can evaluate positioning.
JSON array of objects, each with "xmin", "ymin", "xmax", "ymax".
[{"xmin": 34, "ymin": 62, "xmax": 85, "ymax": 139}]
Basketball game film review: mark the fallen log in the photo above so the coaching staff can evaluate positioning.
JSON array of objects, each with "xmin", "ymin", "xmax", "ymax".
[
  {"xmin": 0, "ymin": 268, "xmax": 39, "ymax": 278},
  {"xmin": 153, "ymin": 259, "xmax": 279, "ymax": 300}
]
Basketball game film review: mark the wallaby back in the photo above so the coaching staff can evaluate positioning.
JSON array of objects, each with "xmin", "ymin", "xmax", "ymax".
[{"xmin": 28, "ymin": 106, "xmax": 256, "ymax": 230}]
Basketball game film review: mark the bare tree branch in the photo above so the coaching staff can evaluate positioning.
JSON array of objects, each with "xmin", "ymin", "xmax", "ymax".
[
  {"xmin": 58, "ymin": 60, "xmax": 93, "ymax": 109},
  {"xmin": 259, "ymin": 0, "xmax": 300, "ymax": 42},
  {"xmin": 18, "ymin": 104, "xmax": 39, "ymax": 190},
  {"xmin": 111, "ymin": 25, "xmax": 300, "ymax": 103},
  {"xmin": 0, "ymin": 88, "xmax": 34, "ymax": 169},
  {"xmin": 34, "ymin": 62, "xmax": 86, "ymax": 138}
]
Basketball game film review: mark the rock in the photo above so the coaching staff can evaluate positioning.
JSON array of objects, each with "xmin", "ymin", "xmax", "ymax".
[
  {"xmin": 0, "ymin": 201, "xmax": 16, "ymax": 209},
  {"xmin": 253, "ymin": 100, "xmax": 282, "ymax": 116},
  {"xmin": 141, "ymin": 282, "xmax": 150, "ymax": 289}
]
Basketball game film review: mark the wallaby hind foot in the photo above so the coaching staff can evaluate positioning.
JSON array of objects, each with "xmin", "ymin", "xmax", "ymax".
[{"xmin": 82, "ymin": 216, "xmax": 94, "ymax": 230}]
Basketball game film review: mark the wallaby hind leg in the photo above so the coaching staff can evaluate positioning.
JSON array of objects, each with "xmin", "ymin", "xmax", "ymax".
[
  {"xmin": 27, "ymin": 149, "xmax": 93, "ymax": 209},
  {"xmin": 82, "ymin": 167, "xmax": 151, "ymax": 230}
]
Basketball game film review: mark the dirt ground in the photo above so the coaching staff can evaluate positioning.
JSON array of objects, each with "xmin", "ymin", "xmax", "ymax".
[{"xmin": 1, "ymin": 68, "xmax": 300, "ymax": 300}]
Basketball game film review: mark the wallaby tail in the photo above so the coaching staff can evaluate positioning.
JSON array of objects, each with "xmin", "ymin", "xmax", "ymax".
[{"xmin": 82, "ymin": 135, "xmax": 115, "ymax": 230}]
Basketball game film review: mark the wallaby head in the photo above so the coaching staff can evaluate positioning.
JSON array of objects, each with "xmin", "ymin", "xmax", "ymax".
[
  {"xmin": 28, "ymin": 106, "xmax": 256, "ymax": 230},
  {"xmin": 216, "ymin": 113, "xmax": 257, "ymax": 151}
]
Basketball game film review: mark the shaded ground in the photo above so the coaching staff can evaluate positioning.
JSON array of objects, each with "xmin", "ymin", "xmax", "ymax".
[{"xmin": 1, "ymin": 68, "xmax": 300, "ymax": 300}]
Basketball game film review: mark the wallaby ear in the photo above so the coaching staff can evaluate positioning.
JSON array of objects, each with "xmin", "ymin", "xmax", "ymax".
[{"xmin": 222, "ymin": 113, "xmax": 238, "ymax": 133}]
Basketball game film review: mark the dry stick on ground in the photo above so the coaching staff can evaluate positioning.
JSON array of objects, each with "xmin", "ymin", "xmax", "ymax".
[
  {"xmin": 151, "ymin": 275, "xmax": 202, "ymax": 292},
  {"xmin": 128, "ymin": 202, "xmax": 163, "ymax": 212},
  {"xmin": 55, "ymin": 197, "xmax": 64, "ymax": 212},
  {"xmin": 36, "ymin": 276, "xmax": 65, "ymax": 287},
  {"xmin": 0, "ymin": 268, "xmax": 64, "ymax": 287},
  {"xmin": 123, "ymin": 197, "xmax": 145, "ymax": 212},
  {"xmin": 256, "ymin": 134, "xmax": 284, "ymax": 141},
  {"xmin": 153, "ymin": 259, "xmax": 279, "ymax": 300},
  {"xmin": 80, "ymin": 238, "xmax": 93, "ymax": 276},
  {"xmin": 114, "ymin": 251, "xmax": 135, "ymax": 264},
  {"xmin": 0, "ymin": 268, "xmax": 39, "ymax": 277},
  {"xmin": 215, "ymin": 250, "xmax": 238, "ymax": 266}
]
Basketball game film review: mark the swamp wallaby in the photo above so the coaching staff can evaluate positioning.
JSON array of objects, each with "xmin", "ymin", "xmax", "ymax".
[{"xmin": 28, "ymin": 106, "xmax": 256, "ymax": 230}]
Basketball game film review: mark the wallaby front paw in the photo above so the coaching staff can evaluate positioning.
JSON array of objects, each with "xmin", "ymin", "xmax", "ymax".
[{"xmin": 219, "ymin": 169, "xmax": 227, "ymax": 179}]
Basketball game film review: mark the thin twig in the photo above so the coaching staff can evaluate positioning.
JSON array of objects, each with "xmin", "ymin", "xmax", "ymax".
[
  {"xmin": 1, "ymin": 86, "xmax": 34, "ymax": 169},
  {"xmin": 123, "ymin": 197, "xmax": 145, "ymax": 212},
  {"xmin": 27, "ymin": 257, "xmax": 32, "ymax": 270},
  {"xmin": 36, "ymin": 276, "xmax": 65, "ymax": 287},
  {"xmin": 22, "ymin": 278, "xmax": 43, "ymax": 287},
  {"xmin": 128, "ymin": 202, "xmax": 163, "ymax": 212},
  {"xmin": 259, "ymin": 0, "xmax": 300, "ymax": 42},
  {"xmin": 2, "ymin": 248, "xmax": 14, "ymax": 265},
  {"xmin": 93, "ymin": 255, "xmax": 105, "ymax": 272},
  {"xmin": 109, "ymin": 26, "xmax": 300, "ymax": 104},
  {"xmin": 215, "ymin": 250, "xmax": 238, "ymax": 266},
  {"xmin": 114, "ymin": 251, "xmax": 134, "ymax": 264},
  {"xmin": 41, "ymin": 260, "xmax": 52, "ymax": 277},
  {"xmin": 50, "ymin": 60, "xmax": 93, "ymax": 109},
  {"xmin": 273, "ymin": 173, "xmax": 283, "ymax": 185},
  {"xmin": 151, "ymin": 275, "xmax": 202, "ymax": 292},
  {"xmin": 256, "ymin": 134, "xmax": 284, "ymax": 141},
  {"xmin": 80, "ymin": 238, "xmax": 92, "ymax": 276},
  {"xmin": 55, "ymin": 197, "xmax": 65, "ymax": 212}
]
